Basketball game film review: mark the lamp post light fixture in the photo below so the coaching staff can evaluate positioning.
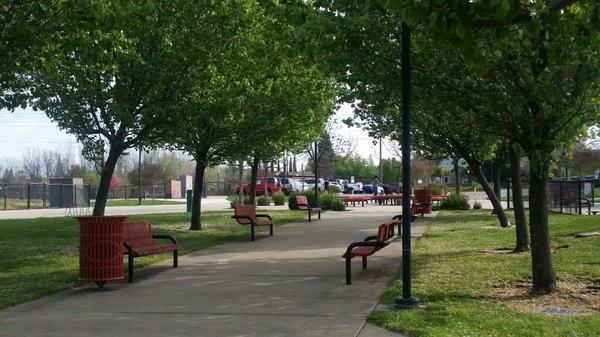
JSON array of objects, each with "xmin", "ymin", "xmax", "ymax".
[{"xmin": 394, "ymin": 22, "xmax": 421, "ymax": 310}]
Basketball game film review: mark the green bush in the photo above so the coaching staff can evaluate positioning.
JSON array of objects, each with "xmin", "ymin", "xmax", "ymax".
[
  {"xmin": 227, "ymin": 195, "xmax": 252, "ymax": 208},
  {"xmin": 272, "ymin": 193, "xmax": 286, "ymax": 206},
  {"xmin": 440, "ymin": 193, "xmax": 470, "ymax": 210},
  {"xmin": 327, "ymin": 185, "xmax": 342, "ymax": 193},
  {"xmin": 428, "ymin": 183, "xmax": 446, "ymax": 196},
  {"xmin": 330, "ymin": 198, "xmax": 346, "ymax": 211},
  {"xmin": 473, "ymin": 201, "xmax": 482, "ymax": 209},
  {"xmin": 432, "ymin": 204, "xmax": 441, "ymax": 211},
  {"xmin": 256, "ymin": 196, "xmax": 272, "ymax": 206},
  {"xmin": 287, "ymin": 190, "xmax": 344, "ymax": 211}
]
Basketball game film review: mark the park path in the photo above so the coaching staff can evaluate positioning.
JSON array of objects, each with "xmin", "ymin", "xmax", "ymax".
[{"xmin": 0, "ymin": 206, "xmax": 433, "ymax": 337}]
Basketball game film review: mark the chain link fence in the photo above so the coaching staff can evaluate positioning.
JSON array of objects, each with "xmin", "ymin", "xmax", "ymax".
[
  {"xmin": 0, "ymin": 183, "xmax": 91, "ymax": 210},
  {"xmin": 1, "ymin": 180, "xmax": 239, "ymax": 211}
]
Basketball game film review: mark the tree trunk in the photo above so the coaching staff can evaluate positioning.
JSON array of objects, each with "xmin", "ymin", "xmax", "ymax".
[
  {"xmin": 509, "ymin": 147, "xmax": 529, "ymax": 252},
  {"xmin": 293, "ymin": 155, "xmax": 297, "ymax": 172},
  {"xmin": 453, "ymin": 158, "xmax": 461, "ymax": 194},
  {"xmin": 264, "ymin": 161, "xmax": 269, "ymax": 196},
  {"xmin": 238, "ymin": 161, "xmax": 244, "ymax": 203},
  {"xmin": 92, "ymin": 144, "xmax": 123, "ymax": 216},
  {"xmin": 249, "ymin": 156, "xmax": 259, "ymax": 205},
  {"xmin": 491, "ymin": 158, "xmax": 502, "ymax": 215},
  {"xmin": 528, "ymin": 160, "xmax": 556, "ymax": 294},
  {"xmin": 467, "ymin": 158, "xmax": 511, "ymax": 228},
  {"xmin": 189, "ymin": 160, "xmax": 206, "ymax": 230}
]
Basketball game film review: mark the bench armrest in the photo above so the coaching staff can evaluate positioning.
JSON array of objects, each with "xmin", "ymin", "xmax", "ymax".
[
  {"xmin": 363, "ymin": 235, "xmax": 378, "ymax": 241},
  {"xmin": 256, "ymin": 214, "xmax": 273, "ymax": 221},
  {"xmin": 153, "ymin": 234, "xmax": 177, "ymax": 244},
  {"xmin": 309, "ymin": 203, "xmax": 320, "ymax": 208},
  {"xmin": 345, "ymin": 241, "xmax": 387, "ymax": 257},
  {"xmin": 392, "ymin": 214, "xmax": 417, "ymax": 222}
]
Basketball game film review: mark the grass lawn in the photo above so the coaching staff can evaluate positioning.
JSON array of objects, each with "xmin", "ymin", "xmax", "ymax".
[
  {"xmin": 369, "ymin": 210, "xmax": 600, "ymax": 337},
  {"xmin": 0, "ymin": 210, "xmax": 304, "ymax": 310}
]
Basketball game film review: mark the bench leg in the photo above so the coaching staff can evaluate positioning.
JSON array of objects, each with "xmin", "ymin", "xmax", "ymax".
[
  {"xmin": 346, "ymin": 256, "xmax": 352, "ymax": 285},
  {"xmin": 308, "ymin": 209, "xmax": 312, "ymax": 222},
  {"xmin": 269, "ymin": 224, "xmax": 273, "ymax": 236},
  {"xmin": 251, "ymin": 223, "xmax": 255, "ymax": 241},
  {"xmin": 318, "ymin": 210, "xmax": 321, "ymax": 219},
  {"xmin": 173, "ymin": 250, "xmax": 178, "ymax": 268},
  {"xmin": 128, "ymin": 254, "xmax": 134, "ymax": 283},
  {"xmin": 362, "ymin": 256, "xmax": 367, "ymax": 269}
]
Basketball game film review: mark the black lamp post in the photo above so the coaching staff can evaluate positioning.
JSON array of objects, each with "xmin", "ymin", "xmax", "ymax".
[
  {"xmin": 314, "ymin": 141, "xmax": 318, "ymax": 202},
  {"xmin": 138, "ymin": 143, "xmax": 142, "ymax": 206},
  {"xmin": 394, "ymin": 22, "xmax": 420, "ymax": 309}
]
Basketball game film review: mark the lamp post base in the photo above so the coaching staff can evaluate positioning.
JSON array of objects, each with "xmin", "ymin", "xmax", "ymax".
[{"xmin": 394, "ymin": 297, "xmax": 421, "ymax": 310}]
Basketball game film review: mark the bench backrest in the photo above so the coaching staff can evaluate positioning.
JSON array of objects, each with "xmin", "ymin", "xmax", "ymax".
[
  {"xmin": 377, "ymin": 223, "xmax": 393, "ymax": 242},
  {"xmin": 413, "ymin": 190, "xmax": 432, "ymax": 203},
  {"xmin": 234, "ymin": 204, "xmax": 257, "ymax": 224},
  {"xmin": 124, "ymin": 220, "xmax": 155, "ymax": 247},
  {"xmin": 296, "ymin": 195, "xmax": 308, "ymax": 205}
]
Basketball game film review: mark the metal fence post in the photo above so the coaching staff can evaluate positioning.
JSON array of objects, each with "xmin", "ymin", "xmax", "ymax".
[
  {"xmin": 559, "ymin": 181, "xmax": 563, "ymax": 213},
  {"xmin": 3, "ymin": 183, "xmax": 6, "ymax": 210},
  {"xmin": 506, "ymin": 179, "xmax": 511, "ymax": 210},
  {"xmin": 59, "ymin": 184, "xmax": 63, "ymax": 208},
  {"xmin": 577, "ymin": 178, "xmax": 582, "ymax": 215},
  {"xmin": 87, "ymin": 185, "xmax": 91, "ymax": 207},
  {"xmin": 26, "ymin": 183, "xmax": 31, "ymax": 209}
]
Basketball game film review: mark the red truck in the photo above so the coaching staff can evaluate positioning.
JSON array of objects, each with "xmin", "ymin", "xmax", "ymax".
[{"xmin": 236, "ymin": 177, "xmax": 282, "ymax": 196}]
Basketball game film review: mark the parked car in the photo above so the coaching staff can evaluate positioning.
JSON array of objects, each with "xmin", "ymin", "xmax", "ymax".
[
  {"xmin": 362, "ymin": 184, "xmax": 384, "ymax": 194},
  {"xmin": 343, "ymin": 181, "xmax": 363, "ymax": 194},
  {"xmin": 327, "ymin": 181, "xmax": 342, "ymax": 192},
  {"xmin": 277, "ymin": 177, "xmax": 298, "ymax": 195},
  {"xmin": 386, "ymin": 182, "xmax": 403, "ymax": 194},
  {"xmin": 301, "ymin": 178, "xmax": 326, "ymax": 191},
  {"xmin": 236, "ymin": 177, "xmax": 282, "ymax": 196}
]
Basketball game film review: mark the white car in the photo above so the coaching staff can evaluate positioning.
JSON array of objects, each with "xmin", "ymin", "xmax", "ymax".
[{"xmin": 301, "ymin": 178, "xmax": 325, "ymax": 191}]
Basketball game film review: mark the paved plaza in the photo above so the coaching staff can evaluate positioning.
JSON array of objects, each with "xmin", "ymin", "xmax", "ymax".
[{"xmin": 0, "ymin": 207, "xmax": 433, "ymax": 337}]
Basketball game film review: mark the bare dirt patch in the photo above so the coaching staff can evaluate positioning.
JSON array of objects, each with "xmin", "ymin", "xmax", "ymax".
[
  {"xmin": 492, "ymin": 278, "xmax": 600, "ymax": 315},
  {"xmin": 482, "ymin": 244, "xmax": 570, "ymax": 255}
]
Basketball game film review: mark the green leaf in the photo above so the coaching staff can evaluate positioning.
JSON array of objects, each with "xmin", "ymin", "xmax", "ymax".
[{"xmin": 455, "ymin": 24, "xmax": 467, "ymax": 39}]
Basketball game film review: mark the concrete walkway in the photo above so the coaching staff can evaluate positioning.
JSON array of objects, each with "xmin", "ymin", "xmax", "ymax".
[{"xmin": 0, "ymin": 206, "xmax": 434, "ymax": 337}]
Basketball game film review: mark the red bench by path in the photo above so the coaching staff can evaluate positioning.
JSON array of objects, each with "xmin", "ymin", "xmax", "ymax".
[
  {"xmin": 231, "ymin": 204, "xmax": 274, "ymax": 241},
  {"xmin": 295, "ymin": 195, "xmax": 321, "ymax": 222},
  {"xmin": 123, "ymin": 220, "xmax": 178, "ymax": 283},
  {"xmin": 343, "ymin": 219, "xmax": 401, "ymax": 285}
]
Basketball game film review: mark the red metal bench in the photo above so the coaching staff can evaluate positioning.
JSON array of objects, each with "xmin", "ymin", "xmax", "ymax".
[
  {"xmin": 341, "ymin": 194, "xmax": 370, "ymax": 207},
  {"xmin": 231, "ymin": 204, "xmax": 274, "ymax": 241},
  {"xmin": 343, "ymin": 219, "xmax": 401, "ymax": 285},
  {"xmin": 295, "ymin": 195, "xmax": 321, "ymax": 222},
  {"xmin": 123, "ymin": 220, "xmax": 178, "ymax": 283},
  {"xmin": 411, "ymin": 190, "xmax": 432, "ymax": 217}
]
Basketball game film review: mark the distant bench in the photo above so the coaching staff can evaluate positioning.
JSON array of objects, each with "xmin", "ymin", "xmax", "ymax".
[
  {"xmin": 295, "ymin": 195, "xmax": 321, "ymax": 222},
  {"xmin": 232, "ymin": 204, "xmax": 274, "ymax": 241},
  {"xmin": 340, "ymin": 194, "xmax": 371, "ymax": 207}
]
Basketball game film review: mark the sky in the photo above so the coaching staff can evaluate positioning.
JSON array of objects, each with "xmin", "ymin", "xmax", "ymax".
[{"xmin": 0, "ymin": 103, "xmax": 396, "ymax": 164}]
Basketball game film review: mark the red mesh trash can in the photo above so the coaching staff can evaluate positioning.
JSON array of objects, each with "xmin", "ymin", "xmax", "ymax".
[{"xmin": 76, "ymin": 216, "xmax": 127, "ymax": 287}]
